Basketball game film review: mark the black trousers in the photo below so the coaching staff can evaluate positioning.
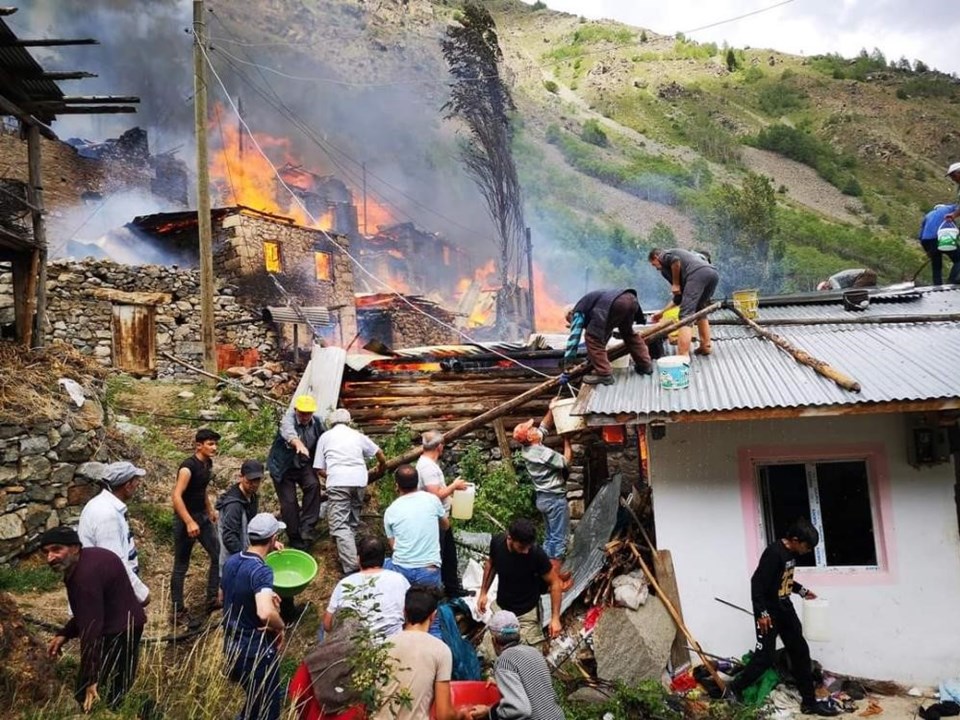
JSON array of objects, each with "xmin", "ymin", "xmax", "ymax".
[
  {"xmin": 275, "ymin": 464, "xmax": 321, "ymax": 544},
  {"xmin": 731, "ymin": 603, "xmax": 815, "ymax": 705},
  {"xmin": 920, "ymin": 239, "xmax": 960, "ymax": 286},
  {"xmin": 75, "ymin": 626, "xmax": 143, "ymax": 710},
  {"xmin": 171, "ymin": 514, "xmax": 219, "ymax": 611},
  {"xmin": 440, "ymin": 525, "xmax": 461, "ymax": 594}
]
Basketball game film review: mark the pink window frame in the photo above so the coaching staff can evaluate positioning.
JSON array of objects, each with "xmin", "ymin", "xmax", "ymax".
[{"xmin": 738, "ymin": 443, "xmax": 897, "ymax": 586}]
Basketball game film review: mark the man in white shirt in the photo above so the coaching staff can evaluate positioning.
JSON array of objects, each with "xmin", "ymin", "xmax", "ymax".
[
  {"xmin": 416, "ymin": 430, "xmax": 470, "ymax": 598},
  {"xmin": 323, "ymin": 535, "xmax": 409, "ymax": 640},
  {"xmin": 77, "ymin": 461, "xmax": 150, "ymax": 606},
  {"xmin": 314, "ymin": 409, "xmax": 387, "ymax": 574}
]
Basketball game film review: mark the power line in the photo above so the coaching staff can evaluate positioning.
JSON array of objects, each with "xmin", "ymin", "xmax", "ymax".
[
  {"xmin": 195, "ymin": 32, "xmax": 552, "ymax": 379},
  {"xmin": 680, "ymin": 0, "xmax": 795, "ymax": 35}
]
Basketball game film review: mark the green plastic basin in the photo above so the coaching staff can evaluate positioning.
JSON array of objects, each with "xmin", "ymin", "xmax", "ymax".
[{"xmin": 265, "ymin": 549, "xmax": 318, "ymax": 598}]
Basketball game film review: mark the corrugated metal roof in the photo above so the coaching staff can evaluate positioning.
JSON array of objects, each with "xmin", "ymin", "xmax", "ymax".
[{"xmin": 577, "ymin": 291, "xmax": 960, "ymax": 419}]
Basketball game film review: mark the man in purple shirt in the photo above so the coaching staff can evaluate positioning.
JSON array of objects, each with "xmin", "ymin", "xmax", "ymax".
[{"xmin": 42, "ymin": 526, "xmax": 147, "ymax": 713}]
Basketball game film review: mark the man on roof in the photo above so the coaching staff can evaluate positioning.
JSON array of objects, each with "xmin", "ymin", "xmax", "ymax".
[
  {"xmin": 267, "ymin": 395, "xmax": 325, "ymax": 551},
  {"xmin": 945, "ymin": 161, "xmax": 960, "ymax": 221},
  {"xmin": 563, "ymin": 288, "xmax": 653, "ymax": 386},
  {"xmin": 816, "ymin": 268, "xmax": 878, "ymax": 292},
  {"xmin": 649, "ymin": 248, "xmax": 720, "ymax": 358}
]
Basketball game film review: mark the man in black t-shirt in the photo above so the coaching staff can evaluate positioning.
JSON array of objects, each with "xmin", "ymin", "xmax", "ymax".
[
  {"xmin": 726, "ymin": 519, "xmax": 839, "ymax": 717},
  {"xmin": 477, "ymin": 518, "xmax": 564, "ymax": 644},
  {"xmin": 170, "ymin": 428, "xmax": 222, "ymax": 624}
]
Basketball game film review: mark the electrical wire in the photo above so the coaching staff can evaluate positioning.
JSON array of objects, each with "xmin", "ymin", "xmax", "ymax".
[{"xmin": 195, "ymin": 31, "xmax": 553, "ymax": 379}]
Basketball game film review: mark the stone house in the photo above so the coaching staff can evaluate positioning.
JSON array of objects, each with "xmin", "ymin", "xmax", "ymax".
[{"xmin": 41, "ymin": 206, "xmax": 357, "ymax": 377}]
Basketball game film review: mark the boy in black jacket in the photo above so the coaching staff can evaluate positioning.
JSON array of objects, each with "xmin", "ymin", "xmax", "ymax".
[{"xmin": 727, "ymin": 519, "xmax": 839, "ymax": 716}]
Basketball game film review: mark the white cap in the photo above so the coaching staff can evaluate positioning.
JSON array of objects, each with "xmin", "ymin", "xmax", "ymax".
[
  {"xmin": 946, "ymin": 161, "xmax": 960, "ymax": 177},
  {"xmin": 247, "ymin": 513, "xmax": 285, "ymax": 540}
]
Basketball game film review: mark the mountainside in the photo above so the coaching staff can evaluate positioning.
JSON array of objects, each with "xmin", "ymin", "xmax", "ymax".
[{"xmin": 210, "ymin": 0, "xmax": 960, "ymax": 302}]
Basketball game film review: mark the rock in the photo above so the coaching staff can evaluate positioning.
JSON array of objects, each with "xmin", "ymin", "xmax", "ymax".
[
  {"xmin": 21, "ymin": 435, "xmax": 51, "ymax": 456},
  {"xmin": 0, "ymin": 513, "xmax": 24, "ymax": 540},
  {"xmin": 75, "ymin": 461, "xmax": 106, "ymax": 482},
  {"xmin": 199, "ymin": 409, "xmax": 219, "ymax": 421},
  {"xmin": 177, "ymin": 390, "xmax": 195, "ymax": 399},
  {"xmin": 224, "ymin": 366, "xmax": 249, "ymax": 378},
  {"xmin": 593, "ymin": 599, "xmax": 675, "ymax": 685},
  {"xmin": 115, "ymin": 421, "xmax": 148, "ymax": 440},
  {"xmin": 567, "ymin": 686, "xmax": 616, "ymax": 706},
  {"xmin": 67, "ymin": 483, "xmax": 97, "ymax": 506},
  {"xmin": 68, "ymin": 396, "xmax": 104, "ymax": 432},
  {"xmin": 60, "ymin": 430, "xmax": 100, "ymax": 462},
  {"xmin": 18, "ymin": 455, "xmax": 51, "ymax": 482},
  {"xmin": 50, "ymin": 463, "xmax": 76, "ymax": 485},
  {"xmin": 0, "ymin": 465, "xmax": 18, "ymax": 484}
]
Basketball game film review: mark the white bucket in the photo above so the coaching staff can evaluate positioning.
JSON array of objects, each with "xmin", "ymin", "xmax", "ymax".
[
  {"xmin": 657, "ymin": 355, "xmax": 690, "ymax": 390},
  {"xmin": 550, "ymin": 396, "xmax": 587, "ymax": 435},
  {"xmin": 802, "ymin": 598, "xmax": 830, "ymax": 642},
  {"xmin": 451, "ymin": 483, "xmax": 475, "ymax": 520}
]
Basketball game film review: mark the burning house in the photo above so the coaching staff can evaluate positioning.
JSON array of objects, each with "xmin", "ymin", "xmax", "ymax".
[
  {"xmin": 40, "ymin": 206, "xmax": 357, "ymax": 376},
  {"xmin": 355, "ymin": 293, "xmax": 460, "ymax": 349}
]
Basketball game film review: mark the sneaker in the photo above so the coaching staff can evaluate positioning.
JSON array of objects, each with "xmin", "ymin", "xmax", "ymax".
[
  {"xmin": 583, "ymin": 374, "xmax": 615, "ymax": 386},
  {"xmin": 801, "ymin": 701, "xmax": 842, "ymax": 717}
]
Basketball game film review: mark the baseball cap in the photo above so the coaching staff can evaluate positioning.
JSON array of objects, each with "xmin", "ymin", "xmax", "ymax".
[
  {"xmin": 247, "ymin": 513, "xmax": 285, "ymax": 541},
  {"xmin": 102, "ymin": 461, "xmax": 146, "ymax": 488},
  {"xmin": 240, "ymin": 459, "xmax": 264, "ymax": 480},
  {"xmin": 39, "ymin": 526, "xmax": 81, "ymax": 548},
  {"xmin": 487, "ymin": 610, "xmax": 520, "ymax": 638},
  {"xmin": 947, "ymin": 161, "xmax": 960, "ymax": 176},
  {"xmin": 329, "ymin": 408, "xmax": 351, "ymax": 426},
  {"xmin": 294, "ymin": 395, "xmax": 317, "ymax": 413}
]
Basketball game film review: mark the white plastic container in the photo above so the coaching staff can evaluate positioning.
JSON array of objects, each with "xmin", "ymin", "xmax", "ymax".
[
  {"xmin": 451, "ymin": 483, "xmax": 476, "ymax": 520},
  {"xmin": 550, "ymin": 396, "xmax": 587, "ymax": 435},
  {"xmin": 657, "ymin": 355, "xmax": 690, "ymax": 390},
  {"xmin": 802, "ymin": 598, "xmax": 831, "ymax": 642}
]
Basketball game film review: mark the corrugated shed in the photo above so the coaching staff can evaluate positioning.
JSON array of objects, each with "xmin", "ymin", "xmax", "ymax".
[{"xmin": 576, "ymin": 318, "xmax": 960, "ymax": 418}]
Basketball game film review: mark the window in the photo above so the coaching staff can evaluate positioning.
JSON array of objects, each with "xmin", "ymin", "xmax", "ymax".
[
  {"xmin": 314, "ymin": 251, "xmax": 332, "ymax": 282},
  {"xmin": 758, "ymin": 460, "xmax": 878, "ymax": 568},
  {"xmin": 264, "ymin": 241, "xmax": 281, "ymax": 273}
]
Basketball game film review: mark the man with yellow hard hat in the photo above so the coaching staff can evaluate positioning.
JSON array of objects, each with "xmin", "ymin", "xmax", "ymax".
[{"xmin": 267, "ymin": 395, "xmax": 326, "ymax": 550}]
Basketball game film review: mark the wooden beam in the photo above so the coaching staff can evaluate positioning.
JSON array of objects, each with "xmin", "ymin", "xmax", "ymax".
[
  {"xmin": 0, "ymin": 38, "xmax": 98, "ymax": 47},
  {"xmin": 88, "ymin": 288, "xmax": 172, "ymax": 306},
  {"xmin": 711, "ymin": 313, "xmax": 960, "ymax": 327},
  {"xmin": 37, "ymin": 71, "xmax": 98, "ymax": 81},
  {"xmin": 0, "ymin": 92, "xmax": 56, "ymax": 140},
  {"xmin": 491, "ymin": 418, "xmax": 516, "ymax": 479},
  {"xmin": 732, "ymin": 307, "xmax": 861, "ymax": 392},
  {"xmin": 33, "ymin": 95, "xmax": 140, "ymax": 104},
  {"xmin": 25, "ymin": 123, "xmax": 46, "ymax": 349},
  {"xmin": 40, "ymin": 106, "xmax": 137, "ymax": 114},
  {"xmin": 0, "ymin": 8, "xmax": 18, "ymax": 16}
]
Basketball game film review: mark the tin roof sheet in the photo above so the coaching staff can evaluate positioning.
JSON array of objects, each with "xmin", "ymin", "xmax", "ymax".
[{"xmin": 577, "ymin": 290, "xmax": 960, "ymax": 419}]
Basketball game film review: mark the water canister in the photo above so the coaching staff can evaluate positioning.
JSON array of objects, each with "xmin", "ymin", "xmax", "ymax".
[
  {"xmin": 451, "ymin": 483, "xmax": 476, "ymax": 520},
  {"xmin": 550, "ymin": 396, "xmax": 587, "ymax": 435},
  {"xmin": 802, "ymin": 598, "xmax": 830, "ymax": 642},
  {"xmin": 657, "ymin": 355, "xmax": 690, "ymax": 390}
]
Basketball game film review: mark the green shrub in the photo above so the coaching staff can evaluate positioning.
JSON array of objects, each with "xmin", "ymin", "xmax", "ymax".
[
  {"xmin": 375, "ymin": 420, "xmax": 415, "ymax": 510},
  {"xmin": 639, "ymin": 30, "xmax": 648, "ymax": 43},
  {"xmin": 0, "ymin": 564, "xmax": 60, "ymax": 593},
  {"xmin": 841, "ymin": 176, "xmax": 863, "ymax": 196},
  {"xmin": 543, "ymin": 79, "xmax": 558, "ymax": 94},
  {"xmin": 742, "ymin": 65, "xmax": 764, "ymax": 83},
  {"xmin": 756, "ymin": 81, "xmax": 807, "ymax": 116},
  {"xmin": 132, "ymin": 503, "xmax": 175, "ymax": 545},
  {"xmin": 580, "ymin": 119, "xmax": 608, "ymax": 147},
  {"xmin": 531, "ymin": 0, "xmax": 546, "ymax": 9},
  {"xmin": 748, "ymin": 124, "xmax": 860, "ymax": 194},
  {"xmin": 571, "ymin": 25, "xmax": 635, "ymax": 45},
  {"xmin": 458, "ymin": 445, "xmax": 536, "ymax": 535},
  {"xmin": 899, "ymin": 76, "xmax": 957, "ymax": 99},
  {"xmin": 895, "ymin": 87, "xmax": 908, "ymax": 100}
]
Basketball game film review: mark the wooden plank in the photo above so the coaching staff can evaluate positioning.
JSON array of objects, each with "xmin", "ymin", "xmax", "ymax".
[
  {"xmin": 88, "ymin": 288, "xmax": 171, "ymax": 306},
  {"xmin": 652, "ymin": 549, "xmax": 690, "ymax": 670},
  {"xmin": 491, "ymin": 418, "xmax": 516, "ymax": 478},
  {"xmin": 0, "ymin": 38, "xmax": 98, "ymax": 47}
]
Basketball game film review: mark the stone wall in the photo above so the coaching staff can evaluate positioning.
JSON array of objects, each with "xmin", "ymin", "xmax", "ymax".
[
  {"xmin": 0, "ymin": 396, "xmax": 106, "ymax": 562},
  {"xmin": 44, "ymin": 259, "xmax": 282, "ymax": 379},
  {"xmin": 213, "ymin": 211, "xmax": 357, "ymax": 346}
]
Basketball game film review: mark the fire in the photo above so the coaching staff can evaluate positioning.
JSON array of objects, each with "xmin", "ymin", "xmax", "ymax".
[{"xmin": 531, "ymin": 265, "xmax": 569, "ymax": 332}]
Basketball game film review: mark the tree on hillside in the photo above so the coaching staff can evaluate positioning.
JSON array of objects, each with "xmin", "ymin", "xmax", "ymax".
[
  {"xmin": 698, "ymin": 173, "xmax": 784, "ymax": 293},
  {"xmin": 725, "ymin": 48, "xmax": 738, "ymax": 72},
  {"xmin": 442, "ymin": 1, "xmax": 527, "ymax": 330}
]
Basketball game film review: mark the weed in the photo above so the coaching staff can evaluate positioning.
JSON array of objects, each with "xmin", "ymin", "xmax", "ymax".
[
  {"xmin": 131, "ymin": 502, "xmax": 175, "ymax": 546},
  {"xmin": 457, "ymin": 445, "xmax": 536, "ymax": 535},
  {"xmin": 375, "ymin": 420, "xmax": 415, "ymax": 510},
  {"xmin": 217, "ymin": 404, "xmax": 282, "ymax": 455},
  {"xmin": 0, "ymin": 564, "xmax": 59, "ymax": 593},
  {"xmin": 746, "ymin": 124, "xmax": 859, "ymax": 195},
  {"xmin": 580, "ymin": 119, "xmax": 608, "ymax": 147},
  {"xmin": 756, "ymin": 81, "xmax": 807, "ymax": 116},
  {"xmin": 531, "ymin": 0, "xmax": 546, "ymax": 9},
  {"xmin": 543, "ymin": 79, "xmax": 558, "ymax": 94}
]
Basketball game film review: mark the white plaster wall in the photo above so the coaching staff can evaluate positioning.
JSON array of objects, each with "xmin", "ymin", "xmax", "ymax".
[{"xmin": 650, "ymin": 414, "xmax": 960, "ymax": 685}]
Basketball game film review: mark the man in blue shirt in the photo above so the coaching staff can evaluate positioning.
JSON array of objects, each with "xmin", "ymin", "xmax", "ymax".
[
  {"xmin": 222, "ymin": 513, "xmax": 286, "ymax": 720},
  {"xmin": 919, "ymin": 204, "xmax": 960, "ymax": 286},
  {"xmin": 563, "ymin": 289, "xmax": 653, "ymax": 386}
]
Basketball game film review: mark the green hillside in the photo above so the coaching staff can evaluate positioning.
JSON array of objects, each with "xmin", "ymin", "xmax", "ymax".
[{"xmin": 211, "ymin": 0, "xmax": 960, "ymax": 295}]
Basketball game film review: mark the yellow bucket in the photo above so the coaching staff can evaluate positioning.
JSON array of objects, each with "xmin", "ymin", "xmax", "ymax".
[
  {"xmin": 663, "ymin": 306, "xmax": 681, "ymax": 343},
  {"xmin": 732, "ymin": 289, "xmax": 759, "ymax": 320}
]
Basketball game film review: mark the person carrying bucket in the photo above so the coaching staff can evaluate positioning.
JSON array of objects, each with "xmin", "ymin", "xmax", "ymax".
[
  {"xmin": 649, "ymin": 248, "xmax": 720, "ymax": 358},
  {"xmin": 512, "ymin": 411, "xmax": 573, "ymax": 591},
  {"xmin": 563, "ymin": 288, "xmax": 653, "ymax": 386},
  {"xmin": 918, "ymin": 204, "xmax": 960, "ymax": 286},
  {"xmin": 724, "ymin": 519, "xmax": 839, "ymax": 717}
]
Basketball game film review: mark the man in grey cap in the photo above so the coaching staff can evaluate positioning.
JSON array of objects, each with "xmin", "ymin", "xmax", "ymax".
[
  {"xmin": 77, "ymin": 461, "xmax": 149, "ymax": 606},
  {"xmin": 221, "ymin": 512, "xmax": 287, "ymax": 720}
]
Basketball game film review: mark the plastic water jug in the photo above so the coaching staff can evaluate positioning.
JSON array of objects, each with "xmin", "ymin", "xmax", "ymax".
[
  {"xmin": 802, "ymin": 598, "xmax": 830, "ymax": 642},
  {"xmin": 451, "ymin": 483, "xmax": 475, "ymax": 520}
]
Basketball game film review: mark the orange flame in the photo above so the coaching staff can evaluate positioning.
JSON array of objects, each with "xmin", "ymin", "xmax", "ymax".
[{"xmin": 531, "ymin": 265, "xmax": 568, "ymax": 332}]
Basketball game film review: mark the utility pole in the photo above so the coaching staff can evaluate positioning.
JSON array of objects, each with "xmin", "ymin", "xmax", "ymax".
[
  {"xmin": 525, "ymin": 226, "xmax": 535, "ymax": 332},
  {"xmin": 193, "ymin": 0, "xmax": 217, "ymax": 377},
  {"xmin": 237, "ymin": 95, "xmax": 244, "ymax": 161},
  {"xmin": 362, "ymin": 161, "xmax": 367, "ymax": 235}
]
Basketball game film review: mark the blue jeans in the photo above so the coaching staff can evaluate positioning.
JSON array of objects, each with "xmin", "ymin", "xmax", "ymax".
[
  {"xmin": 536, "ymin": 491, "xmax": 570, "ymax": 560},
  {"xmin": 227, "ymin": 644, "xmax": 282, "ymax": 720},
  {"xmin": 385, "ymin": 559, "xmax": 443, "ymax": 639}
]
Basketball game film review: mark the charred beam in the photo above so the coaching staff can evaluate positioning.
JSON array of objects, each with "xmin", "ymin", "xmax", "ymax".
[
  {"xmin": 43, "ymin": 105, "xmax": 137, "ymax": 114},
  {"xmin": 0, "ymin": 8, "xmax": 17, "ymax": 16},
  {"xmin": 0, "ymin": 92, "xmax": 56, "ymax": 140},
  {"xmin": 28, "ymin": 95, "xmax": 140, "ymax": 104},
  {"xmin": 37, "ymin": 71, "xmax": 98, "ymax": 81},
  {"xmin": 0, "ymin": 38, "xmax": 98, "ymax": 47}
]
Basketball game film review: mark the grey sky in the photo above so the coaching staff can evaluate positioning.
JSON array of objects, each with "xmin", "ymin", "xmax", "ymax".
[{"xmin": 522, "ymin": 0, "xmax": 960, "ymax": 75}]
